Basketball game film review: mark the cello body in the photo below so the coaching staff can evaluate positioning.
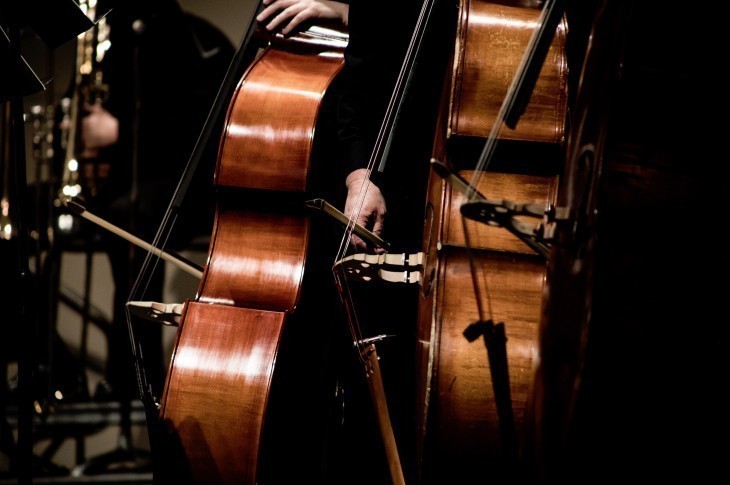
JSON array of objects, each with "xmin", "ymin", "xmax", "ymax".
[
  {"xmin": 157, "ymin": 27, "xmax": 347, "ymax": 484},
  {"xmin": 416, "ymin": 1, "xmax": 567, "ymax": 482}
]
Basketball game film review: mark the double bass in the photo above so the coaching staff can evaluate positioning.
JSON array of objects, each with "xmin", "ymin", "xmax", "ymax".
[
  {"xmin": 532, "ymin": 0, "xmax": 727, "ymax": 483},
  {"xmin": 414, "ymin": 0, "xmax": 568, "ymax": 482},
  {"xmin": 153, "ymin": 23, "xmax": 348, "ymax": 483},
  {"xmin": 330, "ymin": 1, "xmax": 567, "ymax": 480}
]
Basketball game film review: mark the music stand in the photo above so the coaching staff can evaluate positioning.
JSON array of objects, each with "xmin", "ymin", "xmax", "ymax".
[
  {"xmin": 1, "ymin": 0, "xmax": 98, "ymax": 49},
  {"xmin": 0, "ymin": 28, "xmax": 46, "ymax": 100}
]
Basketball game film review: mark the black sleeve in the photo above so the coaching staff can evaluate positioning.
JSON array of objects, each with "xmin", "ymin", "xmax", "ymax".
[{"xmin": 336, "ymin": 0, "xmax": 421, "ymax": 178}]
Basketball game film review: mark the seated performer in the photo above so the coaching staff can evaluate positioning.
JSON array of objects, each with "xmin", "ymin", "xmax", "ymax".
[{"xmin": 258, "ymin": 1, "xmax": 452, "ymax": 483}]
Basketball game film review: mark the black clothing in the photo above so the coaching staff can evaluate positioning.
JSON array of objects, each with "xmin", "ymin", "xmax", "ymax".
[
  {"xmin": 332, "ymin": 1, "xmax": 457, "ymax": 484},
  {"xmin": 336, "ymin": 0, "xmax": 454, "ymax": 249},
  {"xmin": 101, "ymin": 0, "xmax": 232, "ymax": 245},
  {"xmin": 336, "ymin": 0, "xmax": 420, "ymax": 177}
]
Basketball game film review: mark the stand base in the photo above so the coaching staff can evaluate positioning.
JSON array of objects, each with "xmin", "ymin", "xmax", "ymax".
[{"xmin": 71, "ymin": 446, "xmax": 153, "ymax": 476}]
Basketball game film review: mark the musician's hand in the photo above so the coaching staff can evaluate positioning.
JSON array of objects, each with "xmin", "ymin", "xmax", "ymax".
[
  {"xmin": 80, "ymin": 103, "xmax": 118, "ymax": 158},
  {"xmin": 257, "ymin": 0, "xmax": 348, "ymax": 36},
  {"xmin": 345, "ymin": 168, "xmax": 386, "ymax": 254}
]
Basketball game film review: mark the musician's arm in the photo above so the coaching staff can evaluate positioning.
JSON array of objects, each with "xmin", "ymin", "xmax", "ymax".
[{"xmin": 80, "ymin": 103, "xmax": 119, "ymax": 159}]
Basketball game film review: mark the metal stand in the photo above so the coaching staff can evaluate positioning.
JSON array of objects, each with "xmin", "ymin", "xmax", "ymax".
[{"xmin": 0, "ymin": 2, "xmax": 99, "ymax": 481}]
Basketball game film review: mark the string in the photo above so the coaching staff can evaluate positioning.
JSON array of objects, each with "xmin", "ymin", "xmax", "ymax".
[
  {"xmin": 466, "ymin": 0, "xmax": 560, "ymax": 200},
  {"xmin": 115, "ymin": 1, "xmax": 266, "ymax": 405},
  {"xmin": 334, "ymin": 0, "xmax": 438, "ymax": 266},
  {"xmin": 451, "ymin": 0, "xmax": 560, "ymax": 325},
  {"xmin": 127, "ymin": 1, "xmax": 265, "ymax": 306},
  {"xmin": 333, "ymin": 0, "xmax": 439, "ymax": 354}
]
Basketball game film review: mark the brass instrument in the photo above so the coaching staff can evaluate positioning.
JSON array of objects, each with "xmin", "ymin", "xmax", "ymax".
[
  {"xmin": 26, "ymin": 103, "xmax": 56, "ymax": 248},
  {"xmin": 1, "ymin": 102, "xmax": 14, "ymax": 241},
  {"xmin": 58, "ymin": 0, "xmax": 111, "ymax": 203}
]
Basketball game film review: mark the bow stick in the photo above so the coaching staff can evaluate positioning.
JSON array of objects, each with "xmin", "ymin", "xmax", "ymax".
[{"xmin": 63, "ymin": 197, "xmax": 203, "ymax": 279}]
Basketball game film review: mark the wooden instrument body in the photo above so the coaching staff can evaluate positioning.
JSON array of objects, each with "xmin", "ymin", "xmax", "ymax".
[
  {"xmin": 158, "ymin": 29, "xmax": 346, "ymax": 484},
  {"xmin": 416, "ymin": 1, "xmax": 567, "ymax": 481},
  {"xmin": 532, "ymin": 2, "xmax": 726, "ymax": 482},
  {"xmin": 449, "ymin": 0, "xmax": 567, "ymax": 144}
]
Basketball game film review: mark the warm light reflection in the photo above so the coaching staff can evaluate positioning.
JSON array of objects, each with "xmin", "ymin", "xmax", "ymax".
[
  {"xmin": 68, "ymin": 159, "xmax": 79, "ymax": 171},
  {"xmin": 174, "ymin": 344, "xmax": 268, "ymax": 378},
  {"xmin": 225, "ymin": 255, "xmax": 303, "ymax": 286},
  {"xmin": 97, "ymin": 39, "xmax": 111, "ymax": 60},
  {"xmin": 226, "ymin": 123, "xmax": 308, "ymax": 144},
  {"xmin": 57, "ymin": 214, "xmax": 75, "ymax": 232},
  {"xmin": 2, "ymin": 224, "xmax": 12, "ymax": 240},
  {"xmin": 470, "ymin": 13, "xmax": 537, "ymax": 30},
  {"xmin": 318, "ymin": 51, "xmax": 343, "ymax": 59},
  {"xmin": 509, "ymin": 338, "xmax": 537, "ymax": 361},
  {"xmin": 199, "ymin": 296, "xmax": 236, "ymax": 306},
  {"xmin": 62, "ymin": 184, "xmax": 82, "ymax": 197},
  {"xmin": 246, "ymin": 80, "xmax": 321, "ymax": 101}
]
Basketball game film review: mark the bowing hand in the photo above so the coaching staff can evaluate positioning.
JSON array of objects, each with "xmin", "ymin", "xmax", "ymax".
[{"xmin": 345, "ymin": 169, "xmax": 387, "ymax": 254}]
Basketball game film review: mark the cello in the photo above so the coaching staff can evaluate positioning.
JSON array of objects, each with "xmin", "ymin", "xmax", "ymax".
[{"xmin": 150, "ymin": 22, "xmax": 348, "ymax": 483}]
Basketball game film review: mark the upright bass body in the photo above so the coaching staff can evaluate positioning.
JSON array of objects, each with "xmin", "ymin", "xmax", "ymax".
[
  {"xmin": 532, "ymin": 1, "xmax": 727, "ymax": 482},
  {"xmin": 158, "ymin": 27, "xmax": 347, "ymax": 483},
  {"xmin": 416, "ymin": 1, "xmax": 567, "ymax": 482}
]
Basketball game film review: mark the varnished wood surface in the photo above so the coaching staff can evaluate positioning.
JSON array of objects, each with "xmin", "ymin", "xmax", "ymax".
[
  {"xmin": 430, "ymin": 249, "xmax": 543, "ymax": 470},
  {"xmin": 160, "ymin": 303, "xmax": 286, "ymax": 484},
  {"xmin": 417, "ymin": 166, "xmax": 548, "ymax": 482},
  {"xmin": 416, "ymin": 165, "xmax": 553, "ymax": 481},
  {"xmin": 442, "ymin": 170, "xmax": 556, "ymax": 253},
  {"xmin": 450, "ymin": 1, "xmax": 568, "ymax": 143},
  {"xmin": 415, "ymin": 1, "xmax": 566, "ymax": 482},
  {"xmin": 216, "ymin": 47, "xmax": 344, "ymax": 192},
  {"xmin": 530, "ymin": 3, "xmax": 726, "ymax": 482},
  {"xmin": 198, "ymin": 207, "xmax": 309, "ymax": 312},
  {"xmin": 159, "ymin": 28, "xmax": 346, "ymax": 484}
]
